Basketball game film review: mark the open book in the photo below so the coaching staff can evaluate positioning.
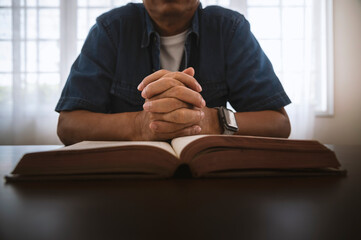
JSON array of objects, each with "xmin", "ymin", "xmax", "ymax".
[{"xmin": 5, "ymin": 135, "xmax": 346, "ymax": 181}]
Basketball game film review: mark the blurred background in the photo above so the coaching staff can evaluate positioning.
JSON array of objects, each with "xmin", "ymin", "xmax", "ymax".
[{"xmin": 0, "ymin": 0, "xmax": 360, "ymax": 145}]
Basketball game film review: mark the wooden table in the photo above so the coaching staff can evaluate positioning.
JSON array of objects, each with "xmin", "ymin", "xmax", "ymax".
[{"xmin": 0, "ymin": 145, "xmax": 360, "ymax": 240}]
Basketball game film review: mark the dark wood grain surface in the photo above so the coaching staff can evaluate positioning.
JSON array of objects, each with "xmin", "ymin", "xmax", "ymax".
[{"xmin": 0, "ymin": 145, "xmax": 360, "ymax": 240}]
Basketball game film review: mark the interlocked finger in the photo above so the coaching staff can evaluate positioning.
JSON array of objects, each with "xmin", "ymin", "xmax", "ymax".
[
  {"xmin": 138, "ymin": 68, "xmax": 201, "ymax": 92},
  {"xmin": 141, "ymin": 78, "xmax": 185, "ymax": 99},
  {"xmin": 150, "ymin": 86, "xmax": 205, "ymax": 108},
  {"xmin": 150, "ymin": 108, "xmax": 204, "ymax": 124},
  {"xmin": 143, "ymin": 98, "xmax": 191, "ymax": 113},
  {"xmin": 137, "ymin": 69, "xmax": 170, "ymax": 91},
  {"xmin": 162, "ymin": 71, "xmax": 202, "ymax": 92}
]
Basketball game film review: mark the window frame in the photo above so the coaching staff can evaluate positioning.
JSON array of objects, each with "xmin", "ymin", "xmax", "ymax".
[{"xmin": 320, "ymin": 0, "xmax": 334, "ymax": 116}]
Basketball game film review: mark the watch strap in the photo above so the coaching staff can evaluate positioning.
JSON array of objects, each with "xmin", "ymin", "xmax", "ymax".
[{"xmin": 216, "ymin": 106, "xmax": 238, "ymax": 135}]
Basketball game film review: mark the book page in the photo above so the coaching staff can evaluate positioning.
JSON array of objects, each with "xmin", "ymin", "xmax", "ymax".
[
  {"xmin": 171, "ymin": 135, "xmax": 209, "ymax": 158},
  {"xmin": 56, "ymin": 141, "xmax": 177, "ymax": 157}
]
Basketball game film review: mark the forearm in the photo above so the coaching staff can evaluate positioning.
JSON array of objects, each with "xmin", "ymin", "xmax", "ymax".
[
  {"xmin": 202, "ymin": 108, "xmax": 291, "ymax": 138},
  {"xmin": 57, "ymin": 110, "xmax": 139, "ymax": 145},
  {"xmin": 234, "ymin": 108, "xmax": 291, "ymax": 138}
]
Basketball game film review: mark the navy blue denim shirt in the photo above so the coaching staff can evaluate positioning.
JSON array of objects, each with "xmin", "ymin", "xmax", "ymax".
[{"xmin": 56, "ymin": 3, "xmax": 291, "ymax": 114}]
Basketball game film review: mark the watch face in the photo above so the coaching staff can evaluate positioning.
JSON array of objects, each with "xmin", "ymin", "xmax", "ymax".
[
  {"xmin": 218, "ymin": 107, "xmax": 238, "ymax": 134},
  {"xmin": 224, "ymin": 108, "xmax": 238, "ymax": 130}
]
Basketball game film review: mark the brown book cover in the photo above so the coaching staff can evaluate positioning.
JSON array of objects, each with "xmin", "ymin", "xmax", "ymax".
[{"xmin": 5, "ymin": 135, "xmax": 346, "ymax": 181}]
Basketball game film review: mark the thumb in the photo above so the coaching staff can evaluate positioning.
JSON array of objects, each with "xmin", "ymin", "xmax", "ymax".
[{"xmin": 182, "ymin": 67, "xmax": 195, "ymax": 77}]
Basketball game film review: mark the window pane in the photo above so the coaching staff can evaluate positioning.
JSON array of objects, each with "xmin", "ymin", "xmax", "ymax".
[
  {"xmin": 27, "ymin": 0, "xmax": 37, "ymax": 7},
  {"xmin": 313, "ymin": 71, "xmax": 326, "ymax": 111},
  {"xmin": 0, "ymin": 41, "xmax": 12, "ymax": 72},
  {"xmin": 78, "ymin": 0, "xmax": 87, "ymax": 7},
  {"xmin": 282, "ymin": 73, "xmax": 304, "ymax": 104},
  {"xmin": 283, "ymin": 7, "xmax": 304, "ymax": 39},
  {"xmin": 283, "ymin": 40, "xmax": 304, "ymax": 71},
  {"xmin": 248, "ymin": 0, "xmax": 280, "ymax": 6},
  {"xmin": 0, "ymin": 9, "xmax": 12, "ymax": 39},
  {"xmin": 25, "ymin": 73, "xmax": 37, "ymax": 86},
  {"xmin": 38, "ymin": 0, "xmax": 59, "ymax": 7},
  {"xmin": 77, "ymin": 8, "xmax": 89, "ymax": 40},
  {"xmin": 20, "ymin": 9, "xmax": 25, "ymax": 39},
  {"xmin": 23, "ymin": 73, "xmax": 39, "ymax": 113},
  {"xmin": 89, "ymin": 0, "xmax": 112, "ymax": 7},
  {"xmin": 0, "ymin": 74, "xmax": 12, "ymax": 114},
  {"xmin": 248, "ymin": 7, "xmax": 280, "ymax": 39},
  {"xmin": 20, "ymin": 41, "xmax": 26, "ymax": 72},
  {"xmin": 26, "ymin": 41, "xmax": 37, "ymax": 72},
  {"xmin": 39, "ymin": 41, "xmax": 60, "ymax": 72},
  {"xmin": 283, "ymin": 0, "xmax": 304, "ymax": 6},
  {"xmin": 0, "ymin": 0, "xmax": 11, "ymax": 6},
  {"xmin": 39, "ymin": 73, "xmax": 60, "ymax": 86},
  {"xmin": 38, "ymin": 73, "xmax": 61, "ymax": 102},
  {"xmin": 0, "ymin": 74, "xmax": 12, "ymax": 87},
  {"xmin": 27, "ymin": 9, "xmax": 37, "ymax": 39},
  {"xmin": 39, "ymin": 9, "xmax": 60, "ymax": 39}
]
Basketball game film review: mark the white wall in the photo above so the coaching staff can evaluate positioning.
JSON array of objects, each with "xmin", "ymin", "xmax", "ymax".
[{"xmin": 313, "ymin": 0, "xmax": 361, "ymax": 145}]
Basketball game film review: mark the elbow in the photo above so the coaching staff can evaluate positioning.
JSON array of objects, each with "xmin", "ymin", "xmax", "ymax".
[
  {"xmin": 277, "ymin": 108, "xmax": 291, "ymax": 138},
  {"xmin": 57, "ymin": 111, "xmax": 76, "ymax": 146},
  {"xmin": 279, "ymin": 115, "xmax": 291, "ymax": 138}
]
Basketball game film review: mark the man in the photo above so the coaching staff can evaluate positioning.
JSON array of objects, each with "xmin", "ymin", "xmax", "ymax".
[{"xmin": 56, "ymin": 0, "xmax": 291, "ymax": 146}]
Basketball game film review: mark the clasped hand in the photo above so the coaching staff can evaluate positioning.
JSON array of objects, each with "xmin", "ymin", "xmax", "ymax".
[{"xmin": 135, "ymin": 67, "xmax": 211, "ymax": 140}]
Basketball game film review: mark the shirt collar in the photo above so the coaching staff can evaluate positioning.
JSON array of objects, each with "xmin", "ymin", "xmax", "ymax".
[{"xmin": 141, "ymin": 3, "xmax": 201, "ymax": 48}]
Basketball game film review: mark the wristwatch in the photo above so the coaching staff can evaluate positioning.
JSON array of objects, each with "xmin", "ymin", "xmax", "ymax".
[{"xmin": 216, "ymin": 106, "xmax": 238, "ymax": 135}]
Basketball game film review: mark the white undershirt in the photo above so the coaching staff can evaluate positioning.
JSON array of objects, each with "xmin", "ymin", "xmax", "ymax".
[{"xmin": 159, "ymin": 30, "xmax": 188, "ymax": 72}]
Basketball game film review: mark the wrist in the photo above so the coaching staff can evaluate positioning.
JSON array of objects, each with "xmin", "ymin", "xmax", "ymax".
[
  {"xmin": 201, "ymin": 107, "xmax": 222, "ymax": 134},
  {"xmin": 129, "ymin": 111, "xmax": 146, "ymax": 141}
]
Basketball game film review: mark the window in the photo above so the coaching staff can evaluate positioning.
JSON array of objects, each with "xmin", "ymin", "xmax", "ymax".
[
  {"xmin": 0, "ymin": 0, "xmax": 334, "ymax": 144},
  {"xmin": 0, "ymin": 0, "xmax": 62, "ymax": 144},
  {"xmin": 245, "ymin": 0, "xmax": 334, "ymax": 115}
]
